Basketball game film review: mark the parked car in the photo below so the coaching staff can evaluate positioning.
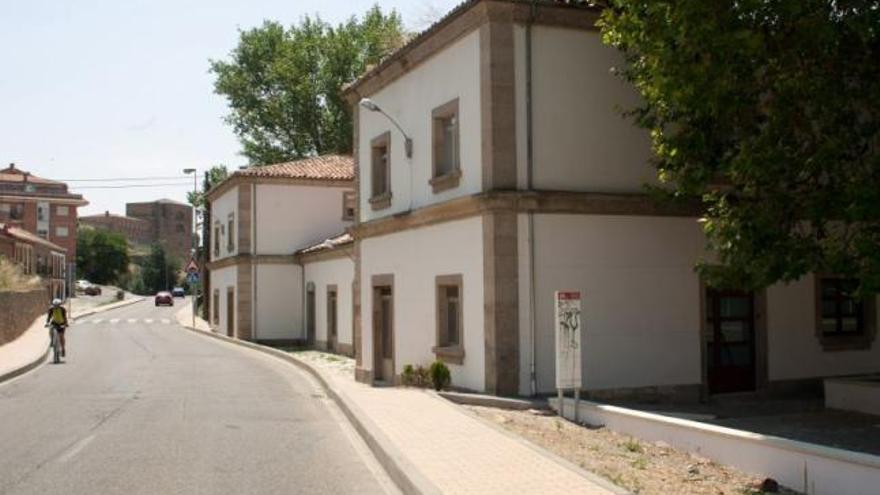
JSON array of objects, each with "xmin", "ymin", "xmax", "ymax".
[
  {"xmin": 84, "ymin": 285, "xmax": 102, "ymax": 296},
  {"xmin": 154, "ymin": 291, "xmax": 174, "ymax": 307},
  {"xmin": 171, "ymin": 287, "xmax": 185, "ymax": 298},
  {"xmin": 76, "ymin": 280, "xmax": 91, "ymax": 291}
]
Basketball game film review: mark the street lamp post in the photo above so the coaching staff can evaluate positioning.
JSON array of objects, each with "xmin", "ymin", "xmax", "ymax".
[
  {"xmin": 359, "ymin": 98, "xmax": 413, "ymax": 158},
  {"xmin": 183, "ymin": 168, "xmax": 197, "ymax": 330}
]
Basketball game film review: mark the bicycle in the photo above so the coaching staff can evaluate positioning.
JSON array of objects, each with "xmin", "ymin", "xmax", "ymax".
[{"xmin": 47, "ymin": 322, "xmax": 65, "ymax": 364}]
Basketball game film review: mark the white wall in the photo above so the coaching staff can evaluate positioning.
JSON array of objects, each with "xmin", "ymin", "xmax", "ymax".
[
  {"xmin": 358, "ymin": 30, "xmax": 482, "ymax": 223},
  {"xmin": 530, "ymin": 214, "xmax": 706, "ymax": 394},
  {"xmin": 254, "ymin": 263, "xmax": 303, "ymax": 341},
  {"xmin": 767, "ymin": 276, "xmax": 880, "ymax": 381},
  {"xmin": 360, "ymin": 217, "xmax": 485, "ymax": 390},
  {"xmin": 255, "ymin": 184, "xmax": 351, "ymax": 255},
  {"xmin": 527, "ymin": 26, "xmax": 656, "ymax": 192},
  {"xmin": 210, "ymin": 187, "xmax": 239, "ymax": 262},
  {"xmin": 211, "ymin": 265, "xmax": 237, "ymax": 337},
  {"xmin": 304, "ymin": 256, "xmax": 355, "ymax": 348}
]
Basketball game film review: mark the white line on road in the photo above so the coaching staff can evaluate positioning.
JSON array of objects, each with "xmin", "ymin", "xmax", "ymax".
[
  {"xmin": 57, "ymin": 434, "xmax": 95, "ymax": 463},
  {"xmin": 109, "ymin": 319, "xmax": 120, "ymax": 324},
  {"xmin": 127, "ymin": 319, "xmax": 137, "ymax": 323},
  {"xmin": 161, "ymin": 319, "xmax": 170, "ymax": 324},
  {"xmin": 145, "ymin": 319, "xmax": 154, "ymax": 324},
  {"xmin": 93, "ymin": 319, "xmax": 104, "ymax": 324}
]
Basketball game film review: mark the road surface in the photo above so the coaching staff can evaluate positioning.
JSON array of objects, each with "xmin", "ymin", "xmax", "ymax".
[{"xmin": 0, "ymin": 299, "xmax": 395, "ymax": 495}]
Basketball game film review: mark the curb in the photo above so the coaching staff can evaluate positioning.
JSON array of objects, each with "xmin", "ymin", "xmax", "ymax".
[
  {"xmin": 0, "ymin": 296, "xmax": 146, "ymax": 386},
  {"xmin": 438, "ymin": 390, "xmax": 547, "ymax": 411},
  {"xmin": 179, "ymin": 323, "xmax": 440, "ymax": 495}
]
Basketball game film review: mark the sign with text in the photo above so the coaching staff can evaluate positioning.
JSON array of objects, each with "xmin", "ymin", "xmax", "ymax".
[{"xmin": 555, "ymin": 291, "xmax": 582, "ymax": 390}]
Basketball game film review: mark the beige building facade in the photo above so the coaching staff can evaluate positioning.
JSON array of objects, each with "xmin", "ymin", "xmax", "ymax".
[
  {"xmin": 344, "ymin": 0, "xmax": 880, "ymax": 398},
  {"xmin": 205, "ymin": 155, "xmax": 355, "ymax": 346}
]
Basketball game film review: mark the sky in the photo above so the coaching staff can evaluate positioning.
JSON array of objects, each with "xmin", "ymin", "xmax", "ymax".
[{"xmin": 0, "ymin": 0, "xmax": 460, "ymax": 216}]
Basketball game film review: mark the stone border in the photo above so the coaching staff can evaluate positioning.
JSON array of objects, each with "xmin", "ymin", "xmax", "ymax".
[
  {"xmin": 178, "ymin": 323, "xmax": 441, "ymax": 495},
  {"xmin": 0, "ymin": 296, "xmax": 145, "ymax": 386}
]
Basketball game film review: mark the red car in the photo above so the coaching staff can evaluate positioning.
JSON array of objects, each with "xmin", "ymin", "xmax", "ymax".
[{"xmin": 154, "ymin": 291, "xmax": 174, "ymax": 307}]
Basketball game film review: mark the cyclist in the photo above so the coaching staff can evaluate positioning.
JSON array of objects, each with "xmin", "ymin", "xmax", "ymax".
[{"xmin": 45, "ymin": 299, "xmax": 68, "ymax": 357}]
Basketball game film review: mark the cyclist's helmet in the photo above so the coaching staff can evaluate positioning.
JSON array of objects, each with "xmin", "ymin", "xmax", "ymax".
[{"xmin": 52, "ymin": 298, "xmax": 62, "ymax": 307}]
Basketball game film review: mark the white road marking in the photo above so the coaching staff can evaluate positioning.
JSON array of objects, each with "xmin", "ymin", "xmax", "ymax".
[
  {"xmin": 127, "ymin": 319, "xmax": 137, "ymax": 323},
  {"xmin": 144, "ymin": 318, "xmax": 154, "ymax": 324},
  {"xmin": 92, "ymin": 319, "xmax": 104, "ymax": 324},
  {"xmin": 161, "ymin": 319, "xmax": 170, "ymax": 324},
  {"xmin": 109, "ymin": 318, "xmax": 120, "ymax": 324},
  {"xmin": 58, "ymin": 434, "xmax": 95, "ymax": 463}
]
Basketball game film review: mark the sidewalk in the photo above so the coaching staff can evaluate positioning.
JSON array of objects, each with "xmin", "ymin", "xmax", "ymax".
[
  {"xmin": 175, "ymin": 305, "xmax": 624, "ymax": 495},
  {"xmin": 0, "ymin": 295, "xmax": 145, "ymax": 384}
]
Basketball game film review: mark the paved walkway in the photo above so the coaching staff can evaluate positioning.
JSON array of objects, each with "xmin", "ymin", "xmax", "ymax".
[{"xmin": 175, "ymin": 305, "xmax": 621, "ymax": 495}]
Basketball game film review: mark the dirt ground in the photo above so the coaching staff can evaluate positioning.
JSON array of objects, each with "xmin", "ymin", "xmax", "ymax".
[{"xmin": 466, "ymin": 405, "xmax": 802, "ymax": 495}]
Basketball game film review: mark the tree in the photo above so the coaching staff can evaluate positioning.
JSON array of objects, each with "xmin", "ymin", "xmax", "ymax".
[
  {"xmin": 599, "ymin": 1, "xmax": 880, "ymax": 293},
  {"xmin": 76, "ymin": 228, "xmax": 130, "ymax": 284},
  {"xmin": 186, "ymin": 165, "xmax": 229, "ymax": 209},
  {"xmin": 210, "ymin": 6, "xmax": 406, "ymax": 165},
  {"xmin": 140, "ymin": 243, "xmax": 181, "ymax": 294}
]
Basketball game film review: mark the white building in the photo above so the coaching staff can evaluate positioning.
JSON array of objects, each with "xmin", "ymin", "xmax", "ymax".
[
  {"xmin": 343, "ymin": 0, "xmax": 880, "ymax": 398},
  {"xmin": 205, "ymin": 155, "xmax": 356, "ymax": 347}
]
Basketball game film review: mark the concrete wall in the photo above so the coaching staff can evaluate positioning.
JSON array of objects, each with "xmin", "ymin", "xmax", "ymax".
[
  {"xmin": 304, "ymin": 256, "xmax": 355, "ymax": 353},
  {"xmin": 0, "ymin": 288, "xmax": 47, "ymax": 346},
  {"xmin": 518, "ymin": 25, "xmax": 655, "ymax": 193},
  {"xmin": 253, "ymin": 263, "xmax": 303, "ymax": 342},
  {"xmin": 767, "ymin": 276, "xmax": 880, "ymax": 381},
  {"xmin": 210, "ymin": 265, "xmax": 237, "ymax": 337},
  {"xmin": 210, "ymin": 187, "xmax": 239, "ymax": 262},
  {"xmin": 358, "ymin": 30, "xmax": 482, "ymax": 223},
  {"xmin": 527, "ymin": 214, "xmax": 706, "ymax": 394},
  {"xmin": 254, "ymin": 184, "xmax": 351, "ymax": 255},
  {"xmin": 360, "ymin": 217, "xmax": 485, "ymax": 390}
]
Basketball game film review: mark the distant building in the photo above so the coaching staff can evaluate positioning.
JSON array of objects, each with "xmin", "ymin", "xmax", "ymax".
[
  {"xmin": 79, "ymin": 211, "xmax": 153, "ymax": 245},
  {"xmin": 0, "ymin": 223, "xmax": 67, "ymax": 300},
  {"xmin": 125, "ymin": 199, "xmax": 193, "ymax": 262},
  {"xmin": 0, "ymin": 163, "xmax": 87, "ymax": 294}
]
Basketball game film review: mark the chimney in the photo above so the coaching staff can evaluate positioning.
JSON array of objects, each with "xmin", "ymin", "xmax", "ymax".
[
  {"xmin": 105, "ymin": 210, "xmax": 110, "ymax": 217},
  {"xmin": 8, "ymin": 163, "xmax": 14, "ymax": 170}
]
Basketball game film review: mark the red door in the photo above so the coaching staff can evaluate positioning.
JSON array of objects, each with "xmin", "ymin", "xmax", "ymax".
[{"xmin": 706, "ymin": 290, "xmax": 756, "ymax": 394}]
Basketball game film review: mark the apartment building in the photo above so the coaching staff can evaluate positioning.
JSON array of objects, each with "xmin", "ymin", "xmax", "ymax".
[
  {"xmin": 0, "ymin": 163, "xmax": 87, "ymax": 294},
  {"xmin": 342, "ymin": 0, "xmax": 879, "ymax": 398}
]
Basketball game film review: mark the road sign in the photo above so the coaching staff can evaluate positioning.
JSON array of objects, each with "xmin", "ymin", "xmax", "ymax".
[
  {"xmin": 555, "ymin": 291, "xmax": 582, "ymax": 390},
  {"xmin": 185, "ymin": 259, "xmax": 199, "ymax": 274},
  {"xmin": 187, "ymin": 272, "xmax": 200, "ymax": 284}
]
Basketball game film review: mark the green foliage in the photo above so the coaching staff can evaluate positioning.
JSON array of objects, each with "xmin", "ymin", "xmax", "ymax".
[
  {"xmin": 76, "ymin": 228, "xmax": 130, "ymax": 285},
  {"xmin": 428, "ymin": 360, "xmax": 451, "ymax": 391},
  {"xmin": 211, "ymin": 6, "xmax": 406, "ymax": 165},
  {"xmin": 187, "ymin": 165, "xmax": 229, "ymax": 208},
  {"xmin": 600, "ymin": 1, "xmax": 880, "ymax": 293},
  {"xmin": 139, "ymin": 244, "xmax": 181, "ymax": 294},
  {"xmin": 401, "ymin": 364, "xmax": 415, "ymax": 386}
]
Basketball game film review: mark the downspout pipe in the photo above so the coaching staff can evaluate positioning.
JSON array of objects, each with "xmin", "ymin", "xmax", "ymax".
[{"xmin": 527, "ymin": 1, "xmax": 538, "ymax": 396}]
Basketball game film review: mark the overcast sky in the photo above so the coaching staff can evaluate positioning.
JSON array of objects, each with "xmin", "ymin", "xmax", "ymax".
[{"xmin": 0, "ymin": 0, "xmax": 459, "ymax": 215}]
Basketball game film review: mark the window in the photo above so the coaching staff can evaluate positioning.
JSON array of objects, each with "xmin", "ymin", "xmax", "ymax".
[
  {"xmin": 434, "ymin": 274, "xmax": 464, "ymax": 364},
  {"xmin": 213, "ymin": 223, "xmax": 220, "ymax": 258},
  {"xmin": 369, "ymin": 132, "xmax": 391, "ymax": 210},
  {"xmin": 56, "ymin": 205, "xmax": 69, "ymax": 216},
  {"xmin": 9, "ymin": 204, "xmax": 22, "ymax": 220},
  {"xmin": 37, "ymin": 203, "xmax": 47, "ymax": 222},
  {"xmin": 430, "ymin": 98, "xmax": 461, "ymax": 193},
  {"xmin": 212, "ymin": 289, "xmax": 220, "ymax": 325},
  {"xmin": 55, "ymin": 226, "xmax": 69, "ymax": 237},
  {"xmin": 227, "ymin": 213, "xmax": 235, "ymax": 253},
  {"xmin": 342, "ymin": 191, "xmax": 356, "ymax": 221},
  {"xmin": 815, "ymin": 276, "xmax": 877, "ymax": 351},
  {"xmin": 37, "ymin": 228, "xmax": 48, "ymax": 239}
]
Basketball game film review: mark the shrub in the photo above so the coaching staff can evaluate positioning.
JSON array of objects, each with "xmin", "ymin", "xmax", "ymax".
[
  {"xmin": 414, "ymin": 365, "xmax": 430, "ymax": 388},
  {"xmin": 401, "ymin": 364, "xmax": 415, "ymax": 386},
  {"xmin": 429, "ymin": 360, "xmax": 451, "ymax": 391},
  {"xmin": 0, "ymin": 258, "xmax": 40, "ymax": 291}
]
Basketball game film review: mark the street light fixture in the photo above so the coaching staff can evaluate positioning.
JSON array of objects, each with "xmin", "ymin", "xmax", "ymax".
[{"xmin": 359, "ymin": 98, "xmax": 413, "ymax": 158}]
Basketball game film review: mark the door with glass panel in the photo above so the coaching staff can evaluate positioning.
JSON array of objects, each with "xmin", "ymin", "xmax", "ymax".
[{"xmin": 706, "ymin": 289, "xmax": 756, "ymax": 394}]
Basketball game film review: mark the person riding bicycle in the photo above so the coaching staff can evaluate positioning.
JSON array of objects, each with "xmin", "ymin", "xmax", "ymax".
[{"xmin": 45, "ymin": 299, "xmax": 68, "ymax": 357}]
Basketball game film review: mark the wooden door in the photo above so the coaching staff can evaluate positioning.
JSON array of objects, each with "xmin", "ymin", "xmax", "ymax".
[
  {"xmin": 327, "ymin": 287, "xmax": 338, "ymax": 352},
  {"xmin": 706, "ymin": 289, "xmax": 756, "ymax": 394},
  {"xmin": 306, "ymin": 289, "xmax": 316, "ymax": 346},
  {"xmin": 226, "ymin": 288, "xmax": 235, "ymax": 338},
  {"xmin": 373, "ymin": 286, "xmax": 394, "ymax": 382}
]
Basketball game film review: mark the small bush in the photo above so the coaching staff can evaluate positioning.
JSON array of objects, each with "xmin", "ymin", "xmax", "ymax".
[
  {"xmin": 401, "ymin": 364, "xmax": 415, "ymax": 386},
  {"xmin": 429, "ymin": 360, "xmax": 451, "ymax": 391},
  {"xmin": 0, "ymin": 258, "xmax": 40, "ymax": 291},
  {"xmin": 414, "ymin": 365, "xmax": 429, "ymax": 387}
]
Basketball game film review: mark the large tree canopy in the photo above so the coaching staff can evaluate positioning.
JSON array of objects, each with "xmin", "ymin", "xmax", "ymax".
[
  {"xmin": 600, "ymin": 1, "xmax": 880, "ymax": 293},
  {"xmin": 76, "ymin": 228, "xmax": 130, "ymax": 285},
  {"xmin": 211, "ymin": 7, "xmax": 405, "ymax": 165}
]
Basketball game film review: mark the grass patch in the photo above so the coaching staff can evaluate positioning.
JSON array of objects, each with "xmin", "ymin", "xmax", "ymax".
[
  {"xmin": 0, "ymin": 258, "xmax": 40, "ymax": 291},
  {"xmin": 631, "ymin": 456, "xmax": 648, "ymax": 470},
  {"xmin": 621, "ymin": 438, "xmax": 643, "ymax": 454}
]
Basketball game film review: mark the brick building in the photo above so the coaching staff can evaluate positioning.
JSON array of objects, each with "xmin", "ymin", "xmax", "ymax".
[
  {"xmin": 79, "ymin": 211, "xmax": 153, "ymax": 245},
  {"xmin": 0, "ymin": 163, "xmax": 87, "ymax": 293},
  {"xmin": 125, "ymin": 199, "xmax": 192, "ymax": 262},
  {"xmin": 0, "ymin": 223, "xmax": 67, "ymax": 300}
]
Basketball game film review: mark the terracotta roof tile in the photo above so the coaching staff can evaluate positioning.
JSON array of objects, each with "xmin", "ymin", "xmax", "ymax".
[
  {"xmin": 236, "ymin": 155, "xmax": 354, "ymax": 181},
  {"xmin": 0, "ymin": 223, "xmax": 67, "ymax": 252},
  {"xmin": 297, "ymin": 232, "xmax": 354, "ymax": 255}
]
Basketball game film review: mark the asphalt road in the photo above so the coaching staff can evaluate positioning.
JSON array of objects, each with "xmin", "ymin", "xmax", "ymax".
[{"xmin": 0, "ymin": 299, "xmax": 396, "ymax": 495}]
